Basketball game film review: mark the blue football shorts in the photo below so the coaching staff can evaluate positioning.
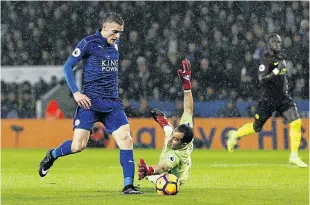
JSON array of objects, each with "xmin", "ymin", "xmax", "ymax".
[{"xmin": 73, "ymin": 98, "xmax": 129, "ymax": 134}]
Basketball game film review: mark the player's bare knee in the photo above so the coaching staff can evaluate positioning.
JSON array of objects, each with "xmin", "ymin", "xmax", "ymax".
[
  {"xmin": 117, "ymin": 133, "xmax": 133, "ymax": 149},
  {"xmin": 72, "ymin": 128, "xmax": 90, "ymax": 153},
  {"xmin": 112, "ymin": 124, "xmax": 132, "ymax": 146},
  {"xmin": 124, "ymin": 135, "xmax": 133, "ymax": 146},
  {"xmin": 120, "ymin": 133, "xmax": 133, "ymax": 145},
  {"xmin": 71, "ymin": 142, "xmax": 86, "ymax": 153},
  {"xmin": 71, "ymin": 145, "xmax": 84, "ymax": 153}
]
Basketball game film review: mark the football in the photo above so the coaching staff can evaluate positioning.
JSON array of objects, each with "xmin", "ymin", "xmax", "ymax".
[{"xmin": 156, "ymin": 174, "xmax": 180, "ymax": 195}]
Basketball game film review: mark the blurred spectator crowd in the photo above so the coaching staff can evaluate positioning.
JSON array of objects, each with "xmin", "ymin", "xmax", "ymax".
[
  {"xmin": 1, "ymin": 76, "xmax": 58, "ymax": 118},
  {"xmin": 1, "ymin": 1, "xmax": 309, "ymax": 118}
]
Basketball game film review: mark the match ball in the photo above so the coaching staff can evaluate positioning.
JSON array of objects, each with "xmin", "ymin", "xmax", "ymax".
[{"xmin": 156, "ymin": 174, "xmax": 180, "ymax": 195}]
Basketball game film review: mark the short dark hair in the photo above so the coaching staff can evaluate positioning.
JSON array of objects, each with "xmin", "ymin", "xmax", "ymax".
[
  {"xmin": 175, "ymin": 124, "xmax": 194, "ymax": 144},
  {"xmin": 102, "ymin": 12, "xmax": 124, "ymax": 25}
]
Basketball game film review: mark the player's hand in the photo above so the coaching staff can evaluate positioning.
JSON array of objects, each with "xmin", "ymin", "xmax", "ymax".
[
  {"xmin": 138, "ymin": 158, "xmax": 155, "ymax": 180},
  {"xmin": 73, "ymin": 92, "xmax": 91, "ymax": 109},
  {"xmin": 177, "ymin": 59, "xmax": 192, "ymax": 91}
]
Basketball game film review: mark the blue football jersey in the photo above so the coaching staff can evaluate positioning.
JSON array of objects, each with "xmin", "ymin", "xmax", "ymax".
[{"xmin": 71, "ymin": 29, "xmax": 120, "ymax": 99}]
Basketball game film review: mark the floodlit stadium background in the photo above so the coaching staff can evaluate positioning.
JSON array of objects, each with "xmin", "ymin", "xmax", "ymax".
[{"xmin": 1, "ymin": 2, "xmax": 309, "ymax": 205}]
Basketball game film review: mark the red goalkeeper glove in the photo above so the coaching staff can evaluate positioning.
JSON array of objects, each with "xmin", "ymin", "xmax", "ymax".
[
  {"xmin": 177, "ymin": 59, "xmax": 192, "ymax": 91},
  {"xmin": 138, "ymin": 158, "xmax": 155, "ymax": 180}
]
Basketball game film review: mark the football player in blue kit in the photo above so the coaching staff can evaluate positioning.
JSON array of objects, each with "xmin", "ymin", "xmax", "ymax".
[{"xmin": 38, "ymin": 12, "xmax": 142, "ymax": 194}]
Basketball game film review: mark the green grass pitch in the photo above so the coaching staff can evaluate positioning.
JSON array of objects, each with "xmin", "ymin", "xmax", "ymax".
[{"xmin": 1, "ymin": 149, "xmax": 309, "ymax": 205}]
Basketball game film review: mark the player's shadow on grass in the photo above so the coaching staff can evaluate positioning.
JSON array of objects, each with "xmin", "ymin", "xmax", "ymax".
[{"xmin": 68, "ymin": 187, "xmax": 155, "ymax": 194}]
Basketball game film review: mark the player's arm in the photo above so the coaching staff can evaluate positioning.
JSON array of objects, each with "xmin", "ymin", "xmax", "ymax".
[
  {"xmin": 153, "ymin": 163, "xmax": 170, "ymax": 174},
  {"xmin": 138, "ymin": 159, "xmax": 166, "ymax": 180},
  {"xmin": 258, "ymin": 53, "xmax": 280, "ymax": 84},
  {"xmin": 64, "ymin": 39, "xmax": 91, "ymax": 109},
  {"xmin": 181, "ymin": 91, "xmax": 194, "ymax": 124},
  {"xmin": 178, "ymin": 59, "xmax": 194, "ymax": 127},
  {"xmin": 138, "ymin": 153, "xmax": 180, "ymax": 180}
]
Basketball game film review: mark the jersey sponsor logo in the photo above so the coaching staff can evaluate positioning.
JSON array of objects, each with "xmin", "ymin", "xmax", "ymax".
[
  {"xmin": 75, "ymin": 119, "xmax": 80, "ymax": 126},
  {"xmin": 102, "ymin": 60, "xmax": 118, "ymax": 72},
  {"xmin": 72, "ymin": 48, "xmax": 81, "ymax": 57},
  {"xmin": 259, "ymin": 64, "xmax": 265, "ymax": 72},
  {"xmin": 168, "ymin": 155, "xmax": 176, "ymax": 163}
]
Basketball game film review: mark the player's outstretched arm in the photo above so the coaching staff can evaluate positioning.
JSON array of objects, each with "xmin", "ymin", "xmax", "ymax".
[
  {"xmin": 138, "ymin": 158, "xmax": 170, "ymax": 180},
  {"xmin": 177, "ymin": 59, "xmax": 194, "ymax": 124},
  {"xmin": 183, "ymin": 91, "xmax": 194, "ymax": 118}
]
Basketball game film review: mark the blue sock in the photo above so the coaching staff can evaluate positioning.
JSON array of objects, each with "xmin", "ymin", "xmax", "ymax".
[
  {"xmin": 120, "ymin": 150, "xmax": 134, "ymax": 187},
  {"xmin": 51, "ymin": 140, "xmax": 73, "ymax": 159}
]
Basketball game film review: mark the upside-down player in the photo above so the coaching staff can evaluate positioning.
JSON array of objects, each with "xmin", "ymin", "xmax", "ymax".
[
  {"xmin": 138, "ymin": 59, "xmax": 194, "ymax": 185},
  {"xmin": 227, "ymin": 33, "xmax": 307, "ymax": 168}
]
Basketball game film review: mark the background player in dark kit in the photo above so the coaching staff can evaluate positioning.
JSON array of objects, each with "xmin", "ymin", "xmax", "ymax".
[{"xmin": 227, "ymin": 34, "xmax": 307, "ymax": 168}]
